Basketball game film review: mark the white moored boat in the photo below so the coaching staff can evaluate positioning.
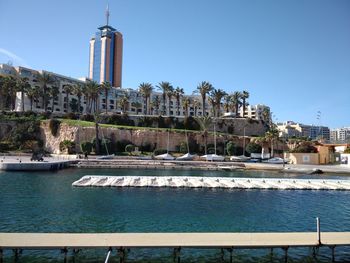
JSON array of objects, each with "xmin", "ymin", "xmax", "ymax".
[
  {"xmin": 230, "ymin": 155, "xmax": 250, "ymax": 162},
  {"xmin": 154, "ymin": 153, "xmax": 175, "ymax": 160},
  {"xmin": 176, "ymin": 153, "xmax": 197, "ymax": 161},
  {"xmin": 201, "ymin": 154, "xmax": 225, "ymax": 162}
]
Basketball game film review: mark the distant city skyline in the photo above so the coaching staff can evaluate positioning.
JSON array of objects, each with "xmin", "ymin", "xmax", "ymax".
[{"xmin": 0, "ymin": 0, "xmax": 349, "ymax": 128}]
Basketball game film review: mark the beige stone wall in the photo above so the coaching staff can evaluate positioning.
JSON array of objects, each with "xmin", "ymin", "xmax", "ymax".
[
  {"xmin": 41, "ymin": 123, "xmax": 248, "ymax": 154},
  {"xmin": 284, "ymin": 152, "xmax": 319, "ymax": 165},
  {"xmin": 40, "ymin": 122, "xmax": 79, "ymax": 154}
]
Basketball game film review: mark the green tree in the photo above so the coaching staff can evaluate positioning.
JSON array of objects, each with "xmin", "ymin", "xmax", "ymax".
[
  {"xmin": 85, "ymin": 80, "xmax": 100, "ymax": 113},
  {"xmin": 101, "ymin": 81, "xmax": 112, "ymax": 114},
  {"xmin": 81, "ymin": 141, "xmax": 93, "ymax": 154},
  {"xmin": 139, "ymin": 82, "xmax": 153, "ymax": 115},
  {"xmin": 196, "ymin": 116, "xmax": 212, "ymax": 154},
  {"xmin": 210, "ymin": 88, "xmax": 227, "ymax": 117},
  {"xmin": 232, "ymin": 91, "xmax": 242, "ymax": 117},
  {"xmin": 193, "ymin": 99, "xmax": 200, "ymax": 116},
  {"xmin": 73, "ymin": 83, "xmax": 83, "ymax": 114},
  {"xmin": 119, "ymin": 95, "xmax": 129, "ymax": 113},
  {"xmin": 174, "ymin": 87, "xmax": 184, "ymax": 116},
  {"xmin": 26, "ymin": 85, "xmax": 41, "ymax": 111},
  {"xmin": 157, "ymin": 81, "xmax": 173, "ymax": 115},
  {"xmin": 63, "ymin": 84, "xmax": 73, "ymax": 113},
  {"xmin": 131, "ymin": 101, "xmax": 142, "ymax": 114},
  {"xmin": 182, "ymin": 97, "xmax": 191, "ymax": 117},
  {"xmin": 151, "ymin": 95, "xmax": 161, "ymax": 115},
  {"xmin": 241, "ymin": 90, "xmax": 249, "ymax": 117},
  {"xmin": 37, "ymin": 72, "xmax": 55, "ymax": 111},
  {"xmin": 196, "ymin": 81, "xmax": 213, "ymax": 116},
  {"xmin": 16, "ymin": 77, "xmax": 31, "ymax": 112},
  {"xmin": 49, "ymin": 85, "xmax": 60, "ymax": 112},
  {"xmin": 245, "ymin": 142, "xmax": 262, "ymax": 154}
]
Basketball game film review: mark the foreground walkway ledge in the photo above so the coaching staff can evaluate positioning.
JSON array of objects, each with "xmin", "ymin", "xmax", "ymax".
[{"xmin": 0, "ymin": 232, "xmax": 349, "ymax": 262}]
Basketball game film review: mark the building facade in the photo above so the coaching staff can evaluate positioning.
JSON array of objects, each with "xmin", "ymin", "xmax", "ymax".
[
  {"xmin": 1, "ymin": 63, "xmax": 270, "ymax": 121},
  {"xmin": 88, "ymin": 10, "xmax": 123, "ymax": 88},
  {"xmin": 277, "ymin": 121, "xmax": 330, "ymax": 141},
  {"xmin": 330, "ymin": 127, "xmax": 350, "ymax": 143}
]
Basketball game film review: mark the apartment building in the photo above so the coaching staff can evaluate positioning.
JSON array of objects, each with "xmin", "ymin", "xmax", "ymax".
[
  {"xmin": 330, "ymin": 127, "xmax": 350, "ymax": 142},
  {"xmin": 277, "ymin": 121, "xmax": 330, "ymax": 140}
]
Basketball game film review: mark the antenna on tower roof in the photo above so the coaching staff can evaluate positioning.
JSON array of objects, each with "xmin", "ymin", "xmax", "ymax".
[{"xmin": 106, "ymin": 4, "xmax": 110, "ymax": 26}]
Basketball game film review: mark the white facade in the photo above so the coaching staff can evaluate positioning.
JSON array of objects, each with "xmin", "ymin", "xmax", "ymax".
[
  {"xmin": 277, "ymin": 121, "xmax": 330, "ymax": 141},
  {"xmin": 330, "ymin": 127, "xmax": 350, "ymax": 142},
  {"xmin": 1, "ymin": 64, "xmax": 269, "ymax": 120}
]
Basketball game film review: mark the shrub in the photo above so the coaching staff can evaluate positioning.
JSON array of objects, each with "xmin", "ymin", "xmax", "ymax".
[
  {"xmin": 290, "ymin": 142, "xmax": 317, "ymax": 153},
  {"xmin": 115, "ymin": 139, "xmax": 132, "ymax": 152},
  {"xmin": 227, "ymin": 125, "xmax": 234, "ymax": 134},
  {"xmin": 344, "ymin": 148, "xmax": 350, "ymax": 154},
  {"xmin": 64, "ymin": 112, "xmax": 78, "ymax": 120},
  {"xmin": 226, "ymin": 141, "xmax": 236, "ymax": 156},
  {"xmin": 80, "ymin": 114, "xmax": 95, "ymax": 122},
  {"xmin": 7, "ymin": 120, "xmax": 41, "ymax": 150},
  {"xmin": 59, "ymin": 140, "xmax": 76, "ymax": 154},
  {"xmin": 0, "ymin": 142, "xmax": 10, "ymax": 152},
  {"xmin": 49, "ymin": 119, "xmax": 61, "ymax": 136},
  {"xmin": 138, "ymin": 116, "xmax": 156, "ymax": 127},
  {"xmin": 246, "ymin": 142, "xmax": 262, "ymax": 154},
  {"xmin": 125, "ymin": 144, "xmax": 135, "ymax": 154},
  {"xmin": 106, "ymin": 114, "xmax": 134, "ymax": 126},
  {"xmin": 81, "ymin": 141, "xmax": 93, "ymax": 154},
  {"xmin": 139, "ymin": 142, "xmax": 154, "ymax": 152},
  {"xmin": 153, "ymin": 149, "xmax": 167, "ymax": 155},
  {"xmin": 178, "ymin": 142, "xmax": 188, "ymax": 154},
  {"xmin": 184, "ymin": 116, "xmax": 200, "ymax": 130},
  {"xmin": 207, "ymin": 147, "xmax": 215, "ymax": 154}
]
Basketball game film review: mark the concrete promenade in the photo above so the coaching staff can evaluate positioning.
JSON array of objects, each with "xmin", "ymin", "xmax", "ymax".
[
  {"xmin": 0, "ymin": 232, "xmax": 349, "ymax": 262},
  {"xmin": 0, "ymin": 156, "xmax": 75, "ymax": 171},
  {"xmin": 73, "ymin": 157, "xmax": 350, "ymax": 174}
]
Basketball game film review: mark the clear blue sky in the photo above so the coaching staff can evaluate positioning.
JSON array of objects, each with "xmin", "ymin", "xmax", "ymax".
[{"xmin": 0, "ymin": 0, "xmax": 349, "ymax": 128}]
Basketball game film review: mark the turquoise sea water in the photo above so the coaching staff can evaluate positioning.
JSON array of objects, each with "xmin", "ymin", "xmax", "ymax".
[{"xmin": 1, "ymin": 168, "xmax": 350, "ymax": 262}]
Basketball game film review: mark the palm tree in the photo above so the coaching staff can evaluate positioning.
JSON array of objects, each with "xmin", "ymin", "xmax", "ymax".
[
  {"xmin": 16, "ymin": 77, "xmax": 31, "ymax": 112},
  {"xmin": 265, "ymin": 129, "xmax": 279, "ymax": 157},
  {"xmin": 1, "ymin": 75, "xmax": 17, "ymax": 110},
  {"xmin": 101, "ymin": 81, "xmax": 112, "ymax": 114},
  {"xmin": 196, "ymin": 116, "xmax": 212, "ymax": 155},
  {"xmin": 63, "ymin": 84, "xmax": 73, "ymax": 113},
  {"xmin": 210, "ymin": 88, "xmax": 227, "ymax": 117},
  {"xmin": 208, "ymin": 97, "xmax": 216, "ymax": 117},
  {"xmin": 174, "ymin": 87, "xmax": 184, "ymax": 116},
  {"xmin": 223, "ymin": 94, "xmax": 231, "ymax": 113},
  {"xmin": 73, "ymin": 83, "xmax": 83, "ymax": 114},
  {"xmin": 151, "ymin": 95, "xmax": 161, "ymax": 115},
  {"xmin": 193, "ymin": 99, "xmax": 200, "ymax": 116},
  {"xmin": 131, "ymin": 101, "xmax": 142, "ymax": 115},
  {"xmin": 241, "ymin": 90, "xmax": 249, "ymax": 117},
  {"xmin": 119, "ymin": 95, "xmax": 129, "ymax": 113},
  {"xmin": 85, "ymin": 80, "xmax": 100, "ymax": 113},
  {"xmin": 49, "ymin": 85, "xmax": 59, "ymax": 112},
  {"xmin": 26, "ymin": 85, "xmax": 40, "ymax": 111},
  {"xmin": 232, "ymin": 91, "xmax": 242, "ymax": 117},
  {"xmin": 37, "ymin": 72, "xmax": 55, "ymax": 111},
  {"xmin": 182, "ymin": 97, "xmax": 191, "ymax": 117},
  {"xmin": 262, "ymin": 107, "xmax": 271, "ymax": 124},
  {"xmin": 156, "ymin": 81, "xmax": 173, "ymax": 115},
  {"xmin": 166, "ymin": 86, "xmax": 174, "ymax": 116},
  {"xmin": 138, "ymin": 82, "xmax": 153, "ymax": 115},
  {"xmin": 196, "ymin": 81, "xmax": 213, "ymax": 116}
]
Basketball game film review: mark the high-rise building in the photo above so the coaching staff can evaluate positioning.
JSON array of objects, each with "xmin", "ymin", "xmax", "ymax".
[{"xmin": 89, "ymin": 6, "xmax": 123, "ymax": 88}]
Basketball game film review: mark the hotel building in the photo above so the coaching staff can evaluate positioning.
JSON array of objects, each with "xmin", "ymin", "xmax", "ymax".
[{"xmin": 88, "ymin": 8, "xmax": 123, "ymax": 88}]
